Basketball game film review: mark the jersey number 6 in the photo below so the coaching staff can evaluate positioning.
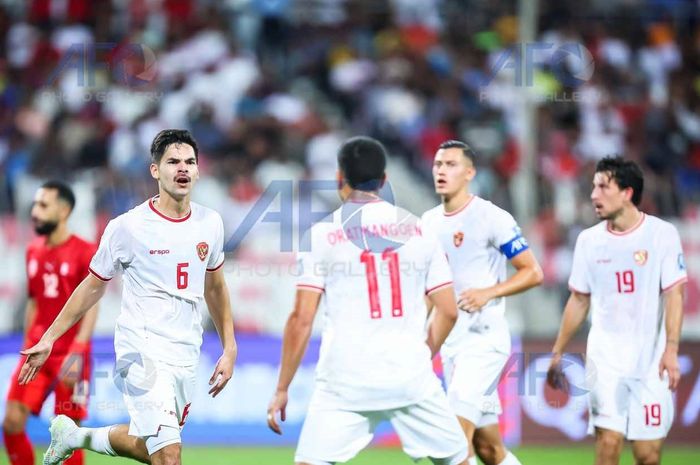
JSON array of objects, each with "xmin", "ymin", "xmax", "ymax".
[{"xmin": 177, "ymin": 262, "xmax": 189, "ymax": 289}]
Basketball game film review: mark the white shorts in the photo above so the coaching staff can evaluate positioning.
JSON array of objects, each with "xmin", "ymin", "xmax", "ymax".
[
  {"xmin": 587, "ymin": 371, "xmax": 674, "ymax": 440},
  {"xmin": 442, "ymin": 346, "xmax": 508, "ymax": 428},
  {"xmin": 295, "ymin": 385, "xmax": 468, "ymax": 465},
  {"xmin": 115, "ymin": 358, "xmax": 196, "ymax": 441}
]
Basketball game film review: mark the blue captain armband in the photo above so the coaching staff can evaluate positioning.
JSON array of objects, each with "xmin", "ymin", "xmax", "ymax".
[{"xmin": 499, "ymin": 235, "xmax": 529, "ymax": 259}]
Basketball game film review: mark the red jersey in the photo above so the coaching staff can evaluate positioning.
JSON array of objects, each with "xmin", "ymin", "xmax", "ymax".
[{"xmin": 25, "ymin": 234, "xmax": 97, "ymax": 354}]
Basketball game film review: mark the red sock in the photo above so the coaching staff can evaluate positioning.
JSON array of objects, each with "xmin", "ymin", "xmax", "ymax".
[
  {"xmin": 64, "ymin": 449, "xmax": 84, "ymax": 465},
  {"xmin": 3, "ymin": 430, "xmax": 34, "ymax": 465}
]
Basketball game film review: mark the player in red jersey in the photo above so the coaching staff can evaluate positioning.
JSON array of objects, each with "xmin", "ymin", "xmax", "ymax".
[{"xmin": 3, "ymin": 181, "xmax": 98, "ymax": 465}]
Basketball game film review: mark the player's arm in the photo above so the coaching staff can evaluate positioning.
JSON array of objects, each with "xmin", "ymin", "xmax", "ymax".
[
  {"xmin": 426, "ymin": 286, "xmax": 458, "ymax": 357},
  {"xmin": 546, "ymin": 290, "xmax": 590, "ymax": 391},
  {"xmin": 204, "ymin": 267, "xmax": 237, "ymax": 397},
  {"xmin": 18, "ymin": 274, "xmax": 107, "ymax": 384},
  {"xmin": 659, "ymin": 282, "xmax": 685, "ymax": 391},
  {"xmin": 267, "ymin": 289, "xmax": 322, "ymax": 434},
  {"xmin": 22, "ymin": 298, "xmax": 37, "ymax": 343},
  {"xmin": 458, "ymin": 249, "xmax": 543, "ymax": 312}
]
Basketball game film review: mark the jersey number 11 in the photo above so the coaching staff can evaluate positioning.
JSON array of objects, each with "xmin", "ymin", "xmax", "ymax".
[{"xmin": 360, "ymin": 249, "xmax": 403, "ymax": 319}]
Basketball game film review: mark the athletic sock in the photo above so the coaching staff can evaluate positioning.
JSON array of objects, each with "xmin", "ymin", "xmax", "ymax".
[
  {"xmin": 3, "ymin": 430, "xmax": 34, "ymax": 465},
  {"xmin": 76, "ymin": 425, "xmax": 117, "ymax": 456},
  {"xmin": 497, "ymin": 451, "xmax": 522, "ymax": 465}
]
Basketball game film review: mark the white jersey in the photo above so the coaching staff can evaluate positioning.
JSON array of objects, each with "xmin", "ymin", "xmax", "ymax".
[
  {"xmin": 569, "ymin": 213, "xmax": 687, "ymax": 378},
  {"xmin": 297, "ymin": 199, "xmax": 453, "ymax": 411},
  {"xmin": 89, "ymin": 196, "xmax": 225, "ymax": 366},
  {"xmin": 421, "ymin": 196, "xmax": 529, "ymax": 356}
]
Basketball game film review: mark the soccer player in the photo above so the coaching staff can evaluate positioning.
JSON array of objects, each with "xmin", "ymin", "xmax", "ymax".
[
  {"xmin": 267, "ymin": 136, "xmax": 468, "ymax": 465},
  {"xmin": 547, "ymin": 157, "xmax": 686, "ymax": 465},
  {"xmin": 421, "ymin": 140, "xmax": 543, "ymax": 465},
  {"xmin": 19, "ymin": 129, "xmax": 237, "ymax": 465},
  {"xmin": 3, "ymin": 181, "xmax": 98, "ymax": 465}
]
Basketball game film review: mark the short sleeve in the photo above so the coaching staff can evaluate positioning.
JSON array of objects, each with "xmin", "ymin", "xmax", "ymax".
[
  {"xmin": 568, "ymin": 233, "xmax": 590, "ymax": 294},
  {"xmin": 295, "ymin": 229, "xmax": 326, "ymax": 293},
  {"xmin": 660, "ymin": 224, "xmax": 688, "ymax": 292},
  {"xmin": 89, "ymin": 217, "xmax": 131, "ymax": 281},
  {"xmin": 490, "ymin": 207, "xmax": 529, "ymax": 259},
  {"xmin": 425, "ymin": 239, "xmax": 453, "ymax": 295},
  {"xmin": 206, "ymin": 214, "xmax": 225, "ymax": 272}
]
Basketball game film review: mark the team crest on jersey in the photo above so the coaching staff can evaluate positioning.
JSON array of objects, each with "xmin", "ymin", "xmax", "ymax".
[
  {"xmin": 453, "ymin": 231, "xmax": 464, "ymax": 248},
  {"xmin": 633, "ymin": 250, "xmax": 648, "ymax": 266},
  {"xmin": 196, "ymin": 242, "xmax": 209, "ymax": 261}
]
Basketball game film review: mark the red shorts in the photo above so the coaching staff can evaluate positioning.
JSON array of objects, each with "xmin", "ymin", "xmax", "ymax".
[{"xmin": 7, "ymin": 349, "xmax": 91, "ymax": 420}]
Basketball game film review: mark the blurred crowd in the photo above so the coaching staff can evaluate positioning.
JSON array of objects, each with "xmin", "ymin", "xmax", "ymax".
[{"xmin": 1, "ymin": 0, "xmax": 700, "ymax": 317}]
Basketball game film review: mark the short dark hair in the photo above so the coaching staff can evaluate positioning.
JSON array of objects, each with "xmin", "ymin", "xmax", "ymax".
[
  {"xmin": 150, "ymin": 129, "xmax": 199, "ymax": 164},
  {"xmin": 438, "ymin": 140, "xmax": 476, "ymax": 164},
  {"xmin": 41, "ymin": 180, "xmax": 75, "ymax": 211},
  {"xmin": 595, "ymin": 156, "xmax": 644, "ymax": 206},
  {"xmin": 337, "ymin": 136, "xmax": 387, "ymax": 191}
]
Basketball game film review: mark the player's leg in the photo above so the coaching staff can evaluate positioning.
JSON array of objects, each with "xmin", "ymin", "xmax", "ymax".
[
  {"xmin": 627, "ymin": 374, "xmax": 674, "ymax": 465},
  {"xmin": 295, "ymin": 389, "xmax": 377, "ymax": 465},
  {"xmin": 444, "ymin": 346, "xmax": 508, "ymax": 465},
  {"xmin": 473, "ymin": 422, "xmax": 521, "ymax": 465},
  {"xmin": 3, "ymin": 401, "xmax": 34, "ymax": 465},
  {"xmin": 388, "ymin": 383, "xmax": 468, "ymax": 465},
  {"xmin": 594, "ymin": 428, "xmax": 625, "ymax": 465},
  {"xmin": 588, "ymin": 370, "xmax": 630, "ymax": 465},
  {"xmin": 630, "ymin": 439, "xmax": 663, "ymax": 465},
  {"xmin": 4, "ymin": 359, "xmax": 53, "ymax": 465}
]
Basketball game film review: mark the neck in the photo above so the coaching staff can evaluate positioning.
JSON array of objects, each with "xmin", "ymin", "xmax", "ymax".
[
  {"xmin": 608, "ymin": 206, "xmax": 642, "ymax": 232},
  {"xmin": 442, "ymin": 190, "xmax": 472, "ymax": 213},
  {"xmin": 345, "ymin": 190, "xmax": 380, "ymax": 203},
  {"xmin": 154, "ymin": 191, "xmax": 190, "ymax": 218},
  {"xmin": 46, "ymin": 223, "xmax": 70, "ymax": 247}
]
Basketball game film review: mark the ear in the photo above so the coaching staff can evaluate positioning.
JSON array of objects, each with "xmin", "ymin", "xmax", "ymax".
[
  {"xmin": 623, "ymin": 187, "xmax": 634, "ymax": 203},
  {"xmin": 336, "ymin": 170, "xmax": 345, "ymax": 191},
  {"xmin": 150, "ymin": 163, "xmax": 159, "ymax": 180},
  {"xmin": 465, "ymin": 165, "xmax": 477, "ymax": 182},
  {"xmin": 378, "ymin": 173, "xmax": 387, "ymax": 189}
]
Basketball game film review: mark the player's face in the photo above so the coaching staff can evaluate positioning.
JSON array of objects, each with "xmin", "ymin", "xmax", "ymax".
[
  {"xmin": 591, "ymin": 172, "xmax": 632, "ymax": 220},
  {"xmin": 150, "ymin": 143, "xmax": 199, "ymax": 201},
  {"xmin": 30, "ymin": 188, "xmax": 64, "ymax": 235},
  {"xmin": 432, "ymin": 148, "xmax": 475, "ymax": 197}
]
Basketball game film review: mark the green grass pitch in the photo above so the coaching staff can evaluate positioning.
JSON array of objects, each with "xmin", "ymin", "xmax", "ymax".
[{"xmin": 1, "ymin": 446, "xmax": 699, "ymax": 464}]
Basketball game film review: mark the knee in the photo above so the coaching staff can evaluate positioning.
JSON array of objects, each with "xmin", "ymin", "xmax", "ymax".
[
  {"xmin": 598, "ymin": 434, "xmax": 624, "ymax": 456},
  {"xmin": 473, "ymin": 437, "xmax": 500, "ymax": 464},
  {"xmin": 156, "ymin": 444, "xmax": 181, "ymax": 465},
  {"xmin": 635, "ymin": 449, "xmax": 661, "ymax": 465},
  {"xmin": 2, "ymin": 407, "xmax": 27, "ymax": 434}
]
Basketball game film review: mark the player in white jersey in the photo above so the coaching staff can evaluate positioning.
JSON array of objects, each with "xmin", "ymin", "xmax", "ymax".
[
  {"xmin": 421, "ymin": 140, "xmax": 543, "ymax": 465},
  {"xmin": 547, "ymin": 157, "xmax": 687, "ymax": 465},
  {"xmin": 19, "ymin": 129, "xmax": 238, "ymax": 465},
  {"xmin": 266, "ymin": 136, "xmax": 468, "ymax": 465}
]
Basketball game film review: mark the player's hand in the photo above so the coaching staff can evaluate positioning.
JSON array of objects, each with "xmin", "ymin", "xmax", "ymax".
[
  {"xmin": 659, "ymin": 349, "xmax": 680, "ymax": 391},
  {"xmin": 458, "ymin": 288, "xmax": 493, "ymax": 313},
  {"xmin": 546, "ymin": 353, "xmax": 570, "ymax": 392},
  {"xmin": 208, "ymin": 348, "xmax": 236, "ymax": 397},
  {"xmin": 18, "ymin": 339, "xmax": 53, "ymax": 385},
  {"xmin": 267, "ymin": 390, "xmax": 288, "ymax": 435}
]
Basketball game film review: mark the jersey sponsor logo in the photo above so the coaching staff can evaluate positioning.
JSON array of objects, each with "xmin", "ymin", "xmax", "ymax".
[
  {"xmin": 453, "ymin": 231, "xmax": 464, "ymax": 247},
  {"xmin": 59, "ymin": 262, "xmax": 70, "ymax": 276},
  {"xmin": 149, "ymin": 249, "xmax": 170, "ymax": 255},
  {"xmin": 197, "ymin": 242, "xmax": 209, "ymax": 261},
  {"xmin": 633, "ymin": 249, "xmax": 648, "ymax": 266},
  {"xmin": 678, "ymin": 253, "xmax": 686, "ymax": 271}
]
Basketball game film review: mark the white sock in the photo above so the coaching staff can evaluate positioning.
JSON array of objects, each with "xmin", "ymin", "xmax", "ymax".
[
  {"xmin": 497, "ymin": 451, "xmax": 522, "ymax": 465},
  {"xmin": 468, "ymin": 457, "xmax": 478, "ymax": 465},
  {"xmin": 76, "ymin": 426, "xmax": 117, "ymax": 456}
]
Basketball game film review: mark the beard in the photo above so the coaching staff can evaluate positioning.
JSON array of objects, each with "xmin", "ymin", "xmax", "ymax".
[{"xmin": 33, "ymin": 220, "xmax": 58, "ymax": 236}]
